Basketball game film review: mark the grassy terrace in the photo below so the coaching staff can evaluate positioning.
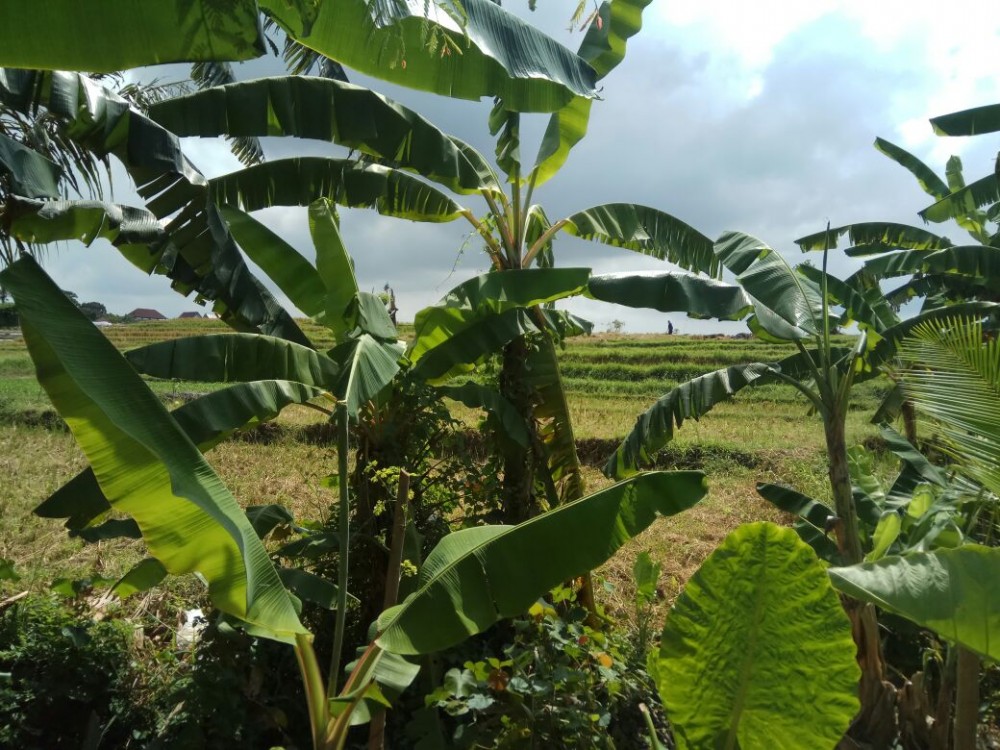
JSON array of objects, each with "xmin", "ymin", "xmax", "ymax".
[{"xmin": 0, "ymin": 322, "xmax": 888, "ymax": 621}]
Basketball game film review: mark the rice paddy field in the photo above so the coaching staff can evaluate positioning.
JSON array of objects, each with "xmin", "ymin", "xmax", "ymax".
[{"xmin": 0, "ymin": 319, "xmax": 892, "ymax": 620}]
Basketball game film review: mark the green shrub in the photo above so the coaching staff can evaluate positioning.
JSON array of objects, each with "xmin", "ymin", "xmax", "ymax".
[
  {"xmin": 417, "ymin": 586, "xmax": 665, "ymax": 749},
  {"xmin": 0, "ymin": 596, "xmax": 152, "ymax": 749}
]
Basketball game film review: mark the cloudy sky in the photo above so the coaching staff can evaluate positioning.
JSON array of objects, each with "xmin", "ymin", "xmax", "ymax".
[{"xmin": 42, "ymin": 1, "xmax": 1000, "ymax": 333}]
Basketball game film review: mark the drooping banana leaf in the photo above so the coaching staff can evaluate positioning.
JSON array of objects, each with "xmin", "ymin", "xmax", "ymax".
[
  {"xmin": 147, "ymin": 76, "xmax": 502, "ymax": 198},
  {"xmin": 730, "ymin": 233, "xmax": 824, "ymax": 340},
  {"xmin": 655, "ymin": 523, "xmax": 859, "ymax": 750},
  {"xmin": 606, "ymin": 348, "xmax": 837, "ymax": 479},
  {"xmin": 0, "ymin": 1, "xmax": 266, "ymax": 71},
  {"xmin": 587, "ymin": 271, "xmax": 751, "ymax": 320},
  {"xmin": 860, "ymin": 246, "xmax": 1000, "ymax": 291},
  {"xmin": 795, "ymin": 221, "xmax": 953, "ymax": 254},
  {"xmin": 126, "ymin": 334, "xmax": 340, "ymax": 386},
  {"xmin": 408, "ymin": 268, "xmax": 591, "ymax": 381},
  {"xmin": 755, "ymin": 483, "xmax": 840, "ymax": 561},
  {"xmin": 208, "ymin": 158, "xmax": 464, "ymax": 222},
  {"xmin": 36, "ymin": 379, "xmax": 331, "ymax": 530},
  {"xmin": 2, "ymin": 256, "xmax": 305, "ymax": 642},
  {"xmin": 0, "ymin": 71, "xmax": 308, "ymax": 343},
  {"xmin": 432, "ymin": 267, "xmax": 591, "ymax": 314},
  {"xmin": 931, "ymin": 103, "xmax": 1000, "ymax": 137},
  {"xmin": 530, "ymin": 0, "xmax": 652, "ymax": 186},
  {"xmin": 260, "ymin": 0, "xmax": 599, "ymax": 113},
  {"xmin": 829, "ymin": 544, "xmax": 1000, "ymax": 661},
  {"xmin": 376, "ymin": 470, "xmax": 707, "ymax": 654},
  {"xmin": 0, "ymin": 133, "xmax": 62, "ymax": 199},
  {"xmin": 562, "ymin": 204, "xmax": 718, "ymax": 276},
  {"xmin": 920, "ymin": 173, "xmax": 1000, "ymax": 225},
  {"xmin": 874, "ymin": 137, "xmax": 950, "ymax": 201},
  {"xmin": 605, "ymin": 363, "xmax": 774, "ymax": 479}
]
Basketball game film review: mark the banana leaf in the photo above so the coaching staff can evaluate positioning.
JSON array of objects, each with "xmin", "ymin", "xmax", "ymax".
[
  {"xmin": 0, "ymin": 0, "xmax": 265, "ymax": 71},
  {"xmin": 148, "ymin": 76, "xmax": 501, "ymax": 198},
  {"xmin": 931, "ymin": 103, "xmax": 1000, "ymax": 136},
  {"xmin": 795, "ymin": 222, "xmax": 952, "ymax": 253},
  {"xmin": 2, "ymin": 255, "xmax": 304, "ymax": 642},
  {"xmin": 208, "ymin": 158, "xmax": 464, "ymax": 222},
  {"xmin": 563, "ymin": 204, "xmax": 718, "ymax": 276},
  {"xmin": 874, "ymin": 137, "xmax": 949, "ymax": 201},
  {"xmin": 0, "ymin": 134, "xmax": 62, "ymax": 199},
  {"xmin": 376, "ymin": 471, "xmax": 707, "ymax": 654},
  {"xmin": 587, "ymin": 271, "xmax": 751, "ymax": 320},
  {"xmin": 260, "ymin": 0, "xmax": 598, "ymax": 113}
]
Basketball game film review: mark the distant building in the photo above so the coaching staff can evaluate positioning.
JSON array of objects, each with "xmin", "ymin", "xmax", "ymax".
[
  {"xmin": 128, "ymin": 308, "xmax": 166, "ymax": 321},
  {"xmin": 178, "ymin": 311, "xmax": 203, "ymax": 319}
]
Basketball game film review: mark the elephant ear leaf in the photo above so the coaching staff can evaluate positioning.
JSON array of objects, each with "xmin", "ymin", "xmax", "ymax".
[
  {"xmin": 654, "ymin": 522, "xmax": 859, "ymax": 750},
  {"xmin": 1, "ymin": 256, "xmax": 305, "ymax": 643}
]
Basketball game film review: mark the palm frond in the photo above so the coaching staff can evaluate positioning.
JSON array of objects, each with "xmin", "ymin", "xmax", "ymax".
[{"xmin": 899, "ymin": 317, "xmax": 1000, "ymax": 496}]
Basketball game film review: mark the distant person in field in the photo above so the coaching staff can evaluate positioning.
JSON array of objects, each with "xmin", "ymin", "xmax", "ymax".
[{"xmin": 668, "ymin": 320, "xmax": 674, "ymax": 335}]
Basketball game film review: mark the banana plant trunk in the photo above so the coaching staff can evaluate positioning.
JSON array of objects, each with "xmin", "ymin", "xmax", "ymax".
[
  {"xmin": 499, "ymin": 335, "xmax": 542, "ymax": 523},
  {"xmin": 825, "ymin": 407, "xmax": 898, "ymax": 747},
  {"xmin": 953, "ymin": 646, "xmax": 979, "ymax": 750}
]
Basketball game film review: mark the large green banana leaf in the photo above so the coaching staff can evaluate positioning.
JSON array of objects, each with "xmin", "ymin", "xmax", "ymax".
[
  {"xmin": 208, "ymin": 158, "xmax": 463, "ymax": 222},
  {"xmin": 530, "ymin": 0, "xmax": 652, "ymax": 186},
  {"xmin": 829, "ymin": 544, "xmax": 1000, "ymax": 661},
  {"xmin": 37, "ymin": 379, "xmax": 331, "ymax": 530},
  {"xmin": 562, "ymin": 204, "xmax": 718, "ymax": 276},
  {"xmin": 526, "ymin": 335, "xmax": 585, "ymax": 502},
  {"xmin": 931, "ymin": 103, "xmax": 1000, "ymax": 136},
  {"xmin": 728, "ymin": 232, "xmax": 824, "ymax": 340},
  {"xmin": 220, "ymin": 205, "xmax": 326, "ymax": 318},
  {"xmin": 0, "ymin": 1, "xmax": 266, "ymax": 71},
  {"xmin": 919, "ymin": 173, "xmax": 1000, "ymax": 224},
  {"xmin": 308, "ymin": 198, "xmax": 361, "ymax": 338},
  {"xmin": 2, "ymin": 256, "xmax": 304, "ymax": 641},
  {"xmin": 587, "ymin": 272, "xmax": 751, "ymax": 319},
  {"xmin": 605, "ymin": 363, "xmax": 773, "ymax": 479},
  {"xmin": 147, "ymin": 76, "xmax": 501, "ymax": 198},
  {"xmin": 874, "ymin": 137, "xmax": 950, "ymax": 201},
  {"xmin": 0, "ymin": 70, "xmax": 308, "ymax": 343},
  {"xmin": 655, "ymin": 523, "xmax": 859, "ymax": 750},
  {"xmin": 755, "ymin": 484, "xmax": 840, "ymax": 561},
  {"xmin": 376, "ymin": 471, "xmax": 707, "ymax": 654},
  {"xmin": 795, "ymin": 222, "xmax": 953, "ymax": 254},
  {"xmin": 260, "ymin": 0, "xmax": 598, "ymax": 113},
  {"xmin": 0, "ymin": 134, "xmax": 62, "ymax": 199},
  {"xmin": 0, "ymin": 1, "xmax": 599, "ymax": 113},
  {"xmin": 859, "ymin": 244, "xmax": 1000, "ymax": 282},
  {"xmin": 712, "ymin": 229, "xmax": 773, "ymax": 275},
  {"xmin": 431, "ymin": 267, "xmax": 591, "ymax": 314},
  {"xmin": 126, "ymin": 334, "xmax": 340, "ymax": 386}
]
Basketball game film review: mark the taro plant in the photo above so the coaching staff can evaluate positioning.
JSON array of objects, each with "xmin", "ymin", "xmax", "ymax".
[{"xmin": 603, "ymin": 229, "xmax": 1000, "ymax": 745}]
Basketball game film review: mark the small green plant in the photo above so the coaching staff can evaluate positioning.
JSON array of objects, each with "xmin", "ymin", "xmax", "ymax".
[
  {"xmin": 424, "ymin": 585, "xmax": 664, "ymax": 749},
  {"xmin": 0, "ymin": 596, "xmax": 154, "ymax": 749}
]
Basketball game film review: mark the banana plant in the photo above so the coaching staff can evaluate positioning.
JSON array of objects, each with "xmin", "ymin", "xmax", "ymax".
[
  {"xmin": 4, "ymin": 250, "xmax": 710, "ymax": 748},
  {"xmin": 603, "ymin": 228, "xmax": 1000, "ymax": 746}
]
